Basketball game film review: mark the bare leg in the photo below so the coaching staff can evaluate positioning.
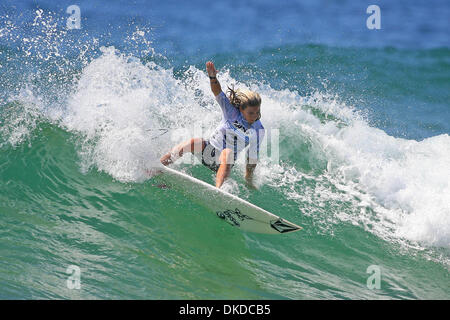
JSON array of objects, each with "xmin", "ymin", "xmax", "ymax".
[
  {"xmin": 160, "ymin": 138, "xmax": 205, "ymax": 166},
  {"xmin": 215, "ymin": 148, "xmax": 234, "ymax": 188}
]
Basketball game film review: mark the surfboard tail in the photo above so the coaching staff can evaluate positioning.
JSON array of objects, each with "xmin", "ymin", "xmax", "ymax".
[{"xmin": 270, "ymin": 219, "xmax": 302, "ymax": 234}]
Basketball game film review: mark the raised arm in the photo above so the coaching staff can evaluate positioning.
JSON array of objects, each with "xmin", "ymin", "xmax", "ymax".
[{"xmin": 206, "ymin": 61, "xmax": 222, "ymax": 97}]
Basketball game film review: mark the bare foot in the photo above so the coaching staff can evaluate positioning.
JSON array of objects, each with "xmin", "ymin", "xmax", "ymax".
[{"xmin": 160, "ymin": 153, "xmax": 173, "ymax": 166}]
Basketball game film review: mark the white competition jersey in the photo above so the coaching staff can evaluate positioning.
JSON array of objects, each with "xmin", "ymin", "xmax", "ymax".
[{"xmin": 209, "ymin": 91, "xmax": 265, "ymax": 160}]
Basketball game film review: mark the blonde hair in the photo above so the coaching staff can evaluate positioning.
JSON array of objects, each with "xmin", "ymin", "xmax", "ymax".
[{"xmin": 227, "ymin": 85, "xmax": 261, "ymax": 110}]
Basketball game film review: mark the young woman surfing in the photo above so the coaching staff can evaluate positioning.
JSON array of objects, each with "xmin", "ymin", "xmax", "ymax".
[{"xmin": 160, "ymin": 61, "xmax": 265, "ymax": 189}]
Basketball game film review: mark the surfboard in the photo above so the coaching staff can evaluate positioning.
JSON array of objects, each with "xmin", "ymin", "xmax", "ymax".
[{"xmin": 152, "ymin": 166, "xmax": 302, "ymax": 234}]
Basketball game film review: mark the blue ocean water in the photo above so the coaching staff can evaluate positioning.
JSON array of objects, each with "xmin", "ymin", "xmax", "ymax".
[{"xmin": 0, "ymin": 0, "xmax": 449, "ymax": 299}]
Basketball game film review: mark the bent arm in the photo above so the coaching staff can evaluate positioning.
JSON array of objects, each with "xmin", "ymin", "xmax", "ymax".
[
  {"xmin": 245, "ymin": 131, "xmax": 262, "ymax": 187},
  {"xmin": 245, "ymin": 160, "xmax": 257, "ymax": 188},
  {"xmin": 206, "ymin": 61, "xmax": 222, "ymax": 96}
]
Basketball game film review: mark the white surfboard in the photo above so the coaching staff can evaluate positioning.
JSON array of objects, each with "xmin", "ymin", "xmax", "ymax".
[{"xmin": 152, "ymin": 166, "xmax": 302, "ymax": 234}]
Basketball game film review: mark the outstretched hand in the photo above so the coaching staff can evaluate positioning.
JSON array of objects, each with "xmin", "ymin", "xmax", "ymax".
[
  {"xmin": 206, "ymin": 61, "xmax": 217, "ymax": 77},
  {"xmin": 206, "ymin": 61, "xmax": 221, "ymax": 96}
]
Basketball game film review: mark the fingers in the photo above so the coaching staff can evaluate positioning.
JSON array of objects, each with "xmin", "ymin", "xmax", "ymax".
[{"xmin": 206, "ymin": 61, "xmax": 217, "ymax": 77}]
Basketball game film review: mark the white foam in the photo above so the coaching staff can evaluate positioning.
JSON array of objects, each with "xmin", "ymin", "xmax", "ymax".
[
  {"xmin": 57, "ymin": 46, "xmax": 450, "ymax": 249},
  {"xmin": 61, "ymin": 47, "xmax": 220, "ymax": 182},
  {"xmin": 256, "ymin": 86, "xmax": 450, "ymax": 248},
  {"xmin": 322, "ymin": 120, "xmax": 450, "ymax": 247},
  {"xmin": 0, "ymin": 87, "xmax": 44, "ymax": 148}
]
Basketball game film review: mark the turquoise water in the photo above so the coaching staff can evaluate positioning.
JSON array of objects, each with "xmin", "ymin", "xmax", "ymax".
[{"xmin": 1, "ymin": 0, "xmax": 449, "ymax": 299}]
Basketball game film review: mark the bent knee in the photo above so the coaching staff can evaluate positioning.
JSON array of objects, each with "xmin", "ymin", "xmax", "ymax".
[
  {"xmin": 189, "ymin": 138, "xmax": 205, "ymax": 153},
  {"xmin": 219, "ymin": 148, "xmax": 234, "ymax": 165}
]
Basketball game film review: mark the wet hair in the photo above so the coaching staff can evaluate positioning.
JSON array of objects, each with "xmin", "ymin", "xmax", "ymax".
[{"xmin": 227, "ymin": 85, "xmax": 262, "ymax": 111}]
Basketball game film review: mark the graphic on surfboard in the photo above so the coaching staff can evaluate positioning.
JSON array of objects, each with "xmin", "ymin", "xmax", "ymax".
[{"xmin": 152, "ymin": 166, "xmax": 302, "ymax": 234}]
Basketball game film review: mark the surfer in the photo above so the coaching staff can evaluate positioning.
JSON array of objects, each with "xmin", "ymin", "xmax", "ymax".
[{"xmin": 160, "ymin": 61, "xmax": 265, "ymax": 189}]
